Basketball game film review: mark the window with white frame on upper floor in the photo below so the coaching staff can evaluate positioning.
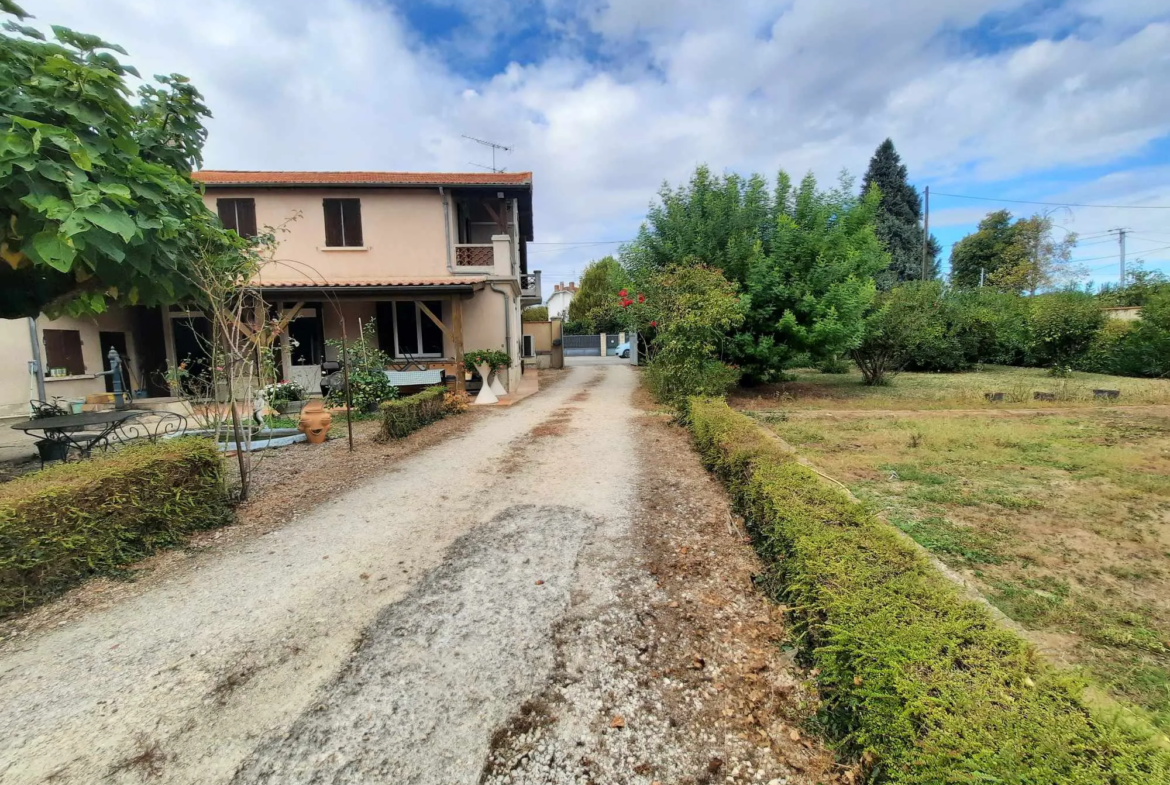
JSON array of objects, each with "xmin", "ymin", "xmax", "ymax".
[
  {"xmin": 216, "ymin": 198, "xmax": 257, "ymax": 239},
  {"xmin": 376, "ymin": 301, "xmax": 445, "ymax": 358},
  {"xmin": 323, "ymin": 198, "xmax": 363, "ymax": 247}
]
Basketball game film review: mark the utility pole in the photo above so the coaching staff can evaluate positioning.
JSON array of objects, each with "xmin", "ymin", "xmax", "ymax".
[
  {"xmin": 921, "ymin": 185, "xmax": 930, "ymax": 280},
  {"xmin": 1109, "ymin": 228, "xmax": 1129, "ymax": 287},
  {"xmin": 979, "ymin": 268, "xmax": 985, "ymax": 288},
  {"xmin": 1118, "ymin": 228, "xmax": 1127, "ymax": 287}
]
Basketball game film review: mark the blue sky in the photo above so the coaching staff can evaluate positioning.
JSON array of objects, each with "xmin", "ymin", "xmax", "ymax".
[{"xmin": 28, "ymin": 0, "xmax": 1170, "ymax": 291}]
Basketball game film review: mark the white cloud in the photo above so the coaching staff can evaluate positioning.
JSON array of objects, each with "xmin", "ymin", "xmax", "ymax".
[{"xmin": 22, "ymin": 0, "xmax": 1170, "ymax": 286}]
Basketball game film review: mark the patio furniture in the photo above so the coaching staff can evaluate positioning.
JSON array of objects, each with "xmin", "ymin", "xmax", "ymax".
[
  {"xmin": 11, "ymin": 409, "xmax": 144, "ymax": 464},
  {"xmin": 112, "ymin": 411, "xmax": 191, "ymax": 444},
  {"xmin": 385, "ymin": 369, "xmax": 445, "ymax": 395}
]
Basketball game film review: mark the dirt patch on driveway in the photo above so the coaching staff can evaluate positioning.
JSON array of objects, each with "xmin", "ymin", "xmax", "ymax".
[{"xmin": 480, "ymin": 387, "xmax": 838, "ymax": 785}]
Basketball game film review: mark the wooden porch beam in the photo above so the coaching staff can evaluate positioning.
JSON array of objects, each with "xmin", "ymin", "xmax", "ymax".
[
  {"xmin": 416, "ymin": 301, "xmax": 452, "ymax": 339},
  {"xmin": 452, "ymin": 295, "xmax": 465, "ymax": 395}
]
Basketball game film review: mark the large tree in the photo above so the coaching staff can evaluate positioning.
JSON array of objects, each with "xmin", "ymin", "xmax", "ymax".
[
  {"xmin": 0, "ymin": 2, "xmax": 223, "ymax": 319},
  {"xmin": 950, "ymin": 210, "xmax": 1078, "ymax": 294},
  {"xmin": 622, "ymin": 166, "xmax": 890, "ymax": 383},
  {"xmin": 567, "ymin": 256, "xmax": 629, "ymax": 333},
  {"xmin": 734, "ymin": 172, "xmax": 889, "ymax": 381},
  {"xmin": 949, "ymin": 210, "xmax": 1018, "ymax": 288},
  {"xmin": 861, "ymin": 138, "xmax": 940, "ymax": 286}
]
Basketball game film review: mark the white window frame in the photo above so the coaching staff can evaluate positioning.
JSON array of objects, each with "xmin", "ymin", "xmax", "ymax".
[
  {"xmin": 522, "ymin": 334, "xmax": 535, "ymax": 358},
  {"xmin": 391, "ymin": 300, "xmax": 445, "ymax": 359}
]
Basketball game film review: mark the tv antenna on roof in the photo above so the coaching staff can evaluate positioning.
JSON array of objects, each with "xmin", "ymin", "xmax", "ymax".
[{"xmin": 463, "ymin": 134, "xmax": 512, "ymax": 173}]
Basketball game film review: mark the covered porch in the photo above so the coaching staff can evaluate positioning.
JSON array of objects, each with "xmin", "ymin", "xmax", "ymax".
[{"xmin": 248, "ymin": 278, "xmax": 520, "ymax": 397}]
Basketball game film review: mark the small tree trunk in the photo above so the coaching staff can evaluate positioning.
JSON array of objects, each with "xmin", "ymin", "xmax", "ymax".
[{"xmin": 225, "ymin": 353, "xmax": 249, "ymax": 501}]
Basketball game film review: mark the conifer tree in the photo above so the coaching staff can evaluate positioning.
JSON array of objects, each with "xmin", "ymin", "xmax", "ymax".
[{"xmin": 861, "ymin": 139, "xmax": 940, "ymax": 286}]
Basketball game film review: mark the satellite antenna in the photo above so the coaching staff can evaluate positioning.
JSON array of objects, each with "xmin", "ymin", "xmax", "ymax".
[{"xmin": 463, "ymin": 134, "xmax": 512, "ymax": 173}]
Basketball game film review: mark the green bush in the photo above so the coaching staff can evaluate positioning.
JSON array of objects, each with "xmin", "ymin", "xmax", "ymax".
[
  {"xmin": 1027, "ymin": 290, "xmax": 1105, "ymax": 368},
  {"xmin": 1077, "ymin": 319, "xmax": 1134, "ymax": 375},
  {"xmin": 686, "ymin": 398, "xmax": 1170, "ymax": 783},
  {"xmin": 645, "ymin": 355, "xmax": 740, "ymax": 406},
  {"xmin": 0, "ymin": 438, "xmax": 229, "ymax": 616},
  {"xmin": 1111, "ymin": 289, "xmax": 1170, "ymax": 378},
  {"xmin": 377, "ymin": 385, "xmax": 450, "ymax": 440}
]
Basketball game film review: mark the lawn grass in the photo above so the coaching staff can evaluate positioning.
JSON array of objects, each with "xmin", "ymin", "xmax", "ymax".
[
  {"xmin": 731, "ymin": 364, "xmax": 1170, "ymax": 411},
  {"xmin": 739, "ymin": 367, "xmax": 1170, "ymax": 730}
]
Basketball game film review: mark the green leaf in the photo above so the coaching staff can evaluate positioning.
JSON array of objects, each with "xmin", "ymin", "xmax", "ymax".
[
  {"xmin": 0, "ymin": 1, "xmax": 32, "ymax": 20},
  {"xmin": 2, "ymin": 20, "xmax": 43, "ymax": 39},
  {"xmin": 26, "ymin": 231, "xmax": 77, "ymax": 272},
  {"xmin": 69, "ymin": 145, "xmax": 93, "ymax": 171},
  {"xmin": 96, "ymin": 182, "xmax": 133, "ymax": 199},
  {"xmin": 19, "ymin": 194, "xmax": 74, "ymax": 221},
  {"xmin": 76, "ymin": 207, "xmax": 138, "ymax": 242}
]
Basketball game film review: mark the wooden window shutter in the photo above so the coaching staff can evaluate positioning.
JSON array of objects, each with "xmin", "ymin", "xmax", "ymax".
[
  {"xmin": 323, "ymin": 199, "xmax": 344, "ymax": 247},
  {"xmin": 43, "ymin": 329, "xmax": 85, "ymax": 376},
  {"xmin": 341, "ymin": 199, "xmax": 362, "ymax": 247},
  {"xmin": 237, "ymin": 199, "xmax": 257, "ymax": 238},
  {"xmin": 216, "ymin": 199, "xmax": 239, "ymax": 234}
]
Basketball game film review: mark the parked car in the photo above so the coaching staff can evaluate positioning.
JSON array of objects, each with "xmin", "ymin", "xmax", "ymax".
[{"xmin": 615, "ymin": 341, "xmax": 630, "ymax": 359}]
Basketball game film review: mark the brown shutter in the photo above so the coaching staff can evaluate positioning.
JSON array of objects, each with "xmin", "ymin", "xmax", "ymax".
[
  {"xmin": 341, "ymin": 199, "xmax": 363, "ymax": 247},
  {"xmin": 237, "ymin": 199, "xmax": 257, "ymax": 238},
  {"xmin": 323, "ymin": 199, "xmax": 344, "ymax": 247},
  {"xmin": 216, "ymin": 199, "xmax": 239, "ymax": 233},
  {"xmin": 43, "ymin": 329, "xmax": 85, "ymax": 376}
]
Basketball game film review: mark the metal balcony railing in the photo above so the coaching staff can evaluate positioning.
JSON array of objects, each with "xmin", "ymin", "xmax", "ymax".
[{"xmin": 454, "ymin": 244, "xmax": 494, "ymax": 267}]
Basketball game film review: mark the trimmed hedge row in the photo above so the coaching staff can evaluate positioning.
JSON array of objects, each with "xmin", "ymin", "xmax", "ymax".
[
  {"xmin": 686, "ymin": 397, "xmax": 1170, "ymax": 784},
  {"xmin": 377, "ymin": 386, "xmax": 449, "ymax": 440},
  {"xmin": 0, "ymin": 438, "xmax": 230, "ymax": 616}
]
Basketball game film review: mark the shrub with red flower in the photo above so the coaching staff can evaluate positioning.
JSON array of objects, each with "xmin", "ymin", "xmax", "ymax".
[{"xmin": 618, "ymin": 289, "xmax": 628, "ymax": 298}]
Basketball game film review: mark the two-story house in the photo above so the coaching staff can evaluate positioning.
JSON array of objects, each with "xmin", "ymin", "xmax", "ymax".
[
  {"xmin": 0, "ymin": 170, "xmax": 539, "ymax": 418},
  {"xmin": 180, "ymin": 170, "xmax": 539, "ymax": 395}
]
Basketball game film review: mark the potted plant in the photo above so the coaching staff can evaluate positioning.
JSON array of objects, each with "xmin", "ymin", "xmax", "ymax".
[
  {"xmin": 464, "ymin": 349, "xmax": 511, "ymax": 403},
  {"xmin": 261, "ymin": 381, "xmax": 307, "ymax": 415}
]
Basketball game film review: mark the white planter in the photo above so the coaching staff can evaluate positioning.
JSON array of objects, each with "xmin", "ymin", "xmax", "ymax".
[
  {"xmin": 489, "ymin": 368, "xmax": 508, "ymax": 397},
  {"xmin": 473, "ymin": 362, "xmax": 498, "ymax": 405}
]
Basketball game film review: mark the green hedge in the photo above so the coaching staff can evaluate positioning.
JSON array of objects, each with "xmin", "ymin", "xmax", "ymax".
[
  {"xmin": 377, "ymin": 385, "xmax": 449, "ymax": 440},
  {"xmin": 0, "ymin": 438, "xmax": 230, "ymax": 616},
  {"xmin": 686, "ymin": 397, "xmax": 1170, "ymax": 784}
]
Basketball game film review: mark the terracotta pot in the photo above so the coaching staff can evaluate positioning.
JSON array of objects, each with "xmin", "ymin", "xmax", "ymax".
[{"xmin": 297, "ymin": 400, "xmax": 333, "ymax": 444}]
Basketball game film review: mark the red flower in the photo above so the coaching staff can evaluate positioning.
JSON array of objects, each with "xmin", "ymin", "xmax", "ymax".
[
  {"xmin": 637, "ymin": 293, "xmax": 646, "ymax": 303},
  {"xmin": 618, "ymin": 289, "xmax": 628, "ymax": 298},
  {"xmin": 622, "ymin": 300, "xmax": 631, "ymax": 308},
  {"xmin": 649, "ymin": 320, "xmax": 658, "ymax": 327}
]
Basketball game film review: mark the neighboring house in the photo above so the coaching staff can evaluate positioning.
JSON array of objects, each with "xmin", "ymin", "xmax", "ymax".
[
  {"xmin": 546, "ymin": 281, "xmax": 577, "ymax": 320},
  {"xmin": 0, "ymin": 170, "xmax": 540, "ymax": 418}
]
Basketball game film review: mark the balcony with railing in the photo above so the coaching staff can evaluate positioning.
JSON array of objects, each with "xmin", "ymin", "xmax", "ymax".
[
  {"xmin": 520, "ymin": 271, "xmax": 541, "ymax": 305},
  {"xmin": 454, "ymin": 244, "xmax": 495, "ymax": 268}
]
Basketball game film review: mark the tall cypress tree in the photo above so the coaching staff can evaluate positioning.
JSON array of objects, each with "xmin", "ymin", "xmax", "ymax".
[{"xmin": 861, "ymin": 139, "xmax": 940, "ymax": 286}]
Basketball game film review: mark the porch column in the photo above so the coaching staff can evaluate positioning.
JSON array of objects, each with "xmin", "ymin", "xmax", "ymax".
[
  {"xmin": 452, "ymin": 295, "xmax": 465, "ymax": 395},
  {"xmin": 491, "ymin": 234, "xmax": 512, "ymax": 278},
  {"xmin": 278, "ymin": 315, "xmax": 293, "ymax": 384}
]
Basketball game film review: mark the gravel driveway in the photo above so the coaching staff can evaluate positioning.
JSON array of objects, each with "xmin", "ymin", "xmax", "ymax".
[{"xmin": 0, "ymin": 364, "xmax": 829, "ymax": 785}]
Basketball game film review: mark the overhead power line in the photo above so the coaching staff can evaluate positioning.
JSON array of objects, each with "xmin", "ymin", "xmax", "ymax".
[
  {"xmin": 931, "ymin": 192, "xmax": 1170, "ymax": 210},
  {"xmin": 1070, "ymin": 243, "xmax": 1170, "ymax": 263}
]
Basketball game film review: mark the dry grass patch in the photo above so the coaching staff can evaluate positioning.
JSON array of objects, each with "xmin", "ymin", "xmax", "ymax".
[
  {"xmin": 732, "ymin": 365, "xmax": 1170, "ymax": 412},
  {"xmin": 763, "ymin": 407, "xmax": 1170, "ymax": 730}
]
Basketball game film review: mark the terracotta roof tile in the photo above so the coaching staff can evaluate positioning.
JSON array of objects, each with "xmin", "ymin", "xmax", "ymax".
[
  {"xmin": 254, "ymin": 278, "xmax": 487, "ymax": 288},
  {"xmin": 193, "ymin": 170, "xmax": 532, "ymax": 187}
]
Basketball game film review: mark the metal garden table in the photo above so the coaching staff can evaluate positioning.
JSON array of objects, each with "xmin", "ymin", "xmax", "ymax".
[{"xmin": 11, "ymin": 410, "xmax": 143, "ymax": 462}]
